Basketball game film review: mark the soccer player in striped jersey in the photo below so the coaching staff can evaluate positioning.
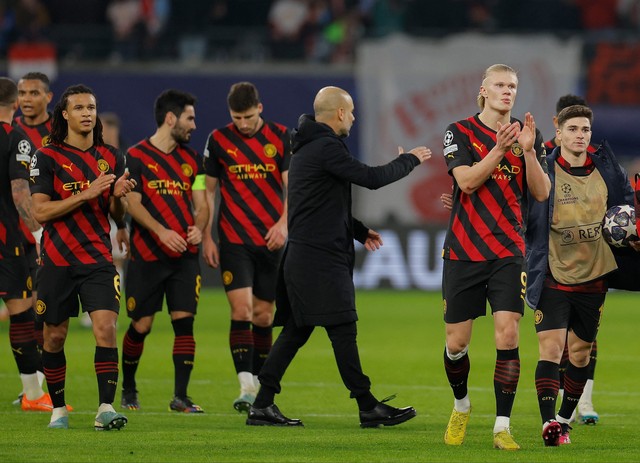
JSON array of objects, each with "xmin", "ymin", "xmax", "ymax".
[
  {"xmin": 0, "ymin": 77, "xmax": 53, "ymax": 414},
  {"xmin": 202, "ymin": 82, "xmax": 290, "ymax": 413},
  {"xmin": 441, "ymin": 64, "xmax": 551, "ymax": 450},
  {"xmin": 8, "ymin": 71, "xmax": 53, "ymax": 406},
  {"xmin": 119, "ymin": 89, "xmax": 208, "ymax": 414},
  {"xmin": 30, "ymin": 84, "xmax": 136, "ymax": 430}
]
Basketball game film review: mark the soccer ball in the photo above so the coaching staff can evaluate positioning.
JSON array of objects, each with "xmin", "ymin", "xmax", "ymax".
[{"xmin": 602, "ymin": 204, "xmax": 638, "ymax": 248}]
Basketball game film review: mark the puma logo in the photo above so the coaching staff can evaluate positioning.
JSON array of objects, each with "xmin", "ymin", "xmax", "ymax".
[
  {"xmin": 472, "ymin": 142, "xmax": 485, "ymax": 153},
  {"xmin": 62, "ymin": 162, "xmax": 73, "ymax": 172},
  {"xmin": 148, "ymin": 163, "xmax": 159, "ymax": 172},
  {"xmin": 226, "ymin": 148, "xmax": 239, "ymax": 157}
]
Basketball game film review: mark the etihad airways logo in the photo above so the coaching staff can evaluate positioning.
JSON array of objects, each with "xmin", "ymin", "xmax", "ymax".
[
  {"xmin": 229, "ymin": 163, "xmax": 276, "ymax": 180},
  {"xmin": 472, "ymin": 161, "xmax": 521, "ymax": 181},
  {"xmin": 491, "ymin": 163, "xmax": 520, "ymax": 181},
  {"xmin": 63, "ymin": 180, "xmax": 91, "ymax": 193},
  {"xmin": 148, "ymin": 179, "xmax": 190, "ymax": 196}
]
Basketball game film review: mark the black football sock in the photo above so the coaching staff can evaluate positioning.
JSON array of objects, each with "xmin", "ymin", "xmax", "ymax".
[
  {"xmin": 558, "ymin": 362, "xmax": 588, "ymax": 420},
  {"xmin": 535, "ymin": 360, "xmax": 559, "ymax": 423},
  {"xmin": 230, "ymin": 320, "xmax": 253, "ymax": 373},
  {"xmin": 495, "ymin": 348, "xmax": 520, "ymax": 417},
  {"xmin": 43, "ymin": 349, "xmax": 67, "ymax": 408},
  {"xmin": 172, "ymin": 317, "xmax": 195, "ymax": 398},
  {"xmin": 444, "ymin": 346, "xmax": 470, "ymax": 400},
  {"xmin": 95, "ymin": 346, "xmax": 119, "ymax": 405},
  {"xmin": 121, "ymin": 323, "xmax": 148, "ymax": 392}
]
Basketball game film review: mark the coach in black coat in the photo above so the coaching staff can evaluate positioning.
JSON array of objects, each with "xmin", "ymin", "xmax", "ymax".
[
  {"xmin": 246, "ymin": 86, "xmax": 431, "ymax": 428},
  {"xmin": 277, "ymin": 116, "xmax": 425, "ymax": 326}
]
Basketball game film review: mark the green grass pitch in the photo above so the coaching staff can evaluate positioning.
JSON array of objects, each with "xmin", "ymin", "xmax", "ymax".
[{"xmin": 0, "ymin": 289, "xmax": 639, "ymax": 462}]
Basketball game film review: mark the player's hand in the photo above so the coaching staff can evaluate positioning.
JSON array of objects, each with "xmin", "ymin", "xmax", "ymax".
[
  {"xmin": 115, "ymin": 227, "xmax": 130, "ymax": 258},
  {"xmin": 518, "ymin": 112, "xmax": 536, "ymax": 152},
  {"xmin": 202, "ymin": 235, "xmax": 220, "ymax": 268},
  {"xmin": 84, "ymin": 172, "xmax": 115, "ymax": 200},
  {"xmin": 402, "ymin": 146, "xmax": 432, "ymax": 164},
  {"xmin": 265, "ymin": 219, "xmax": 287, "ymax": 251},
  {"xmin": 35, "ymin": 241, "xmax": 41, "ymax": 265},
  {"xmin": 495, "ymin": 121, "xmax": 520, "ymax": 154},
  {"xmin": 364, "ymin": 229, "xmax": 383, "ymax": 251},
  {"xmin": 114, "ymin": 171, "xmax": 137, "ymax": 198},
  {"xmin": 629, "ymin": 240, "xmax": 640, "ymax": 252},
  {"xmin": 440, "ymin": 193, "xmax": 453, "ymax": 210},
  {"xmin": 157, "ymin": 227, "xmax": 188, "ymax": 253},
  {"xmin": 186, "ymin": 225, "xmax": 202, "ymax": 246}
]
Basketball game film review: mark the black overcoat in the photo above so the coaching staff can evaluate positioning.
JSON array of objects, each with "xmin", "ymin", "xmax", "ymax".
[{"xmin": 274, "ymin": 114, "xmax": 420, "ymax": 327}]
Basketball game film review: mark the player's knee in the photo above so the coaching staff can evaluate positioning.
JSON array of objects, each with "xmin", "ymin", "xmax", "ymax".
[
  {"xmin": 44, "ymin": 330, "xmax": 67, "ymax": 352},
  {"xmin": 131, "ymin": 318, "xmax": 152, "ymax": 335},
  {"xmin": 231, "ymin": 306, "xmax": 252, "ymax": 321},
  {"xmin": 252, "ymin": 311, "xmax": 273, "ymax": 327},
  {"xmin": 496, "ymin": 331, "xmax": 519, "ymax": 350},
  {"xmin": 540, "ymin": 343, "xmax": 564, "ymax": 363},
  {"xmin": 445, "ymin": 340, "xmax": 469, "ymax": 357},
  {"xmin": 569, "ymin": 347, "xmax": 591, "ymax": 367},
  {"xmin": 92, "ymin": 319, "xmax": 118, "ymax": 345}
]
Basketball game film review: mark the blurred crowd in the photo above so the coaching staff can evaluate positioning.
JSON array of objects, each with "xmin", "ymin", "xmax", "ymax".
[{"xmin": 2, "ymin": 0, "xmax": 640, "ymax": 64}]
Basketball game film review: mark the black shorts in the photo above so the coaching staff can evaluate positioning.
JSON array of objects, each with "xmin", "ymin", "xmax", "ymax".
[
  {"xmin": 24, "ymin": 243, "xmax": 39, "ymax": 290},
  {"xmin": 35, "ymin": 264, "xmax": 121, "ymax": 324},
  {"xmin": 442, "ymin": 257, "xmax": 525, "ymax": 323},
  {"xmin": 219, "ymin": 242, "xmax": 281, "ymax": 301},
  {"xmin": 0, "ymin": 255, "xmax": 32, "ymax": 301},
  {"xmin": 125, "ymin": 254, "xmax": 201, "ymax": 319},
  {"xmin": 534, "ymin": 288, "xmax": 604, "ymax": 343}
]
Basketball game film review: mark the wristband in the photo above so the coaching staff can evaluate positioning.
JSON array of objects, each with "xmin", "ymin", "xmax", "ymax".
[
  {"xmin": 115, "ymin": 221, "xmax": 126, "ymax": 230},
  {"xmin": 31, "ymin": 227, "xmax": 43, "ymax": 242}
]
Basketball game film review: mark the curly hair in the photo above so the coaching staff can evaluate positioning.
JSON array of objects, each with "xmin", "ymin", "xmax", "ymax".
[{"xmin": 50, "ymin": 84, "xmax": 103, "ymax": 146}]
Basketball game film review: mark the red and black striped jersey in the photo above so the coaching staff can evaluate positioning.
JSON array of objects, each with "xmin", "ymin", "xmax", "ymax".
[
  {"xmin": 13, "ymin": 114, "xmax": 51, "ymax": 245},
  {"xmin": 0, "ymin": 122, "xmax": 32, "ymax": 259},
  {"xmin": 203, "ymin": 120, "xmax": 290, "ymax": 246},
  {"xmin": 442, "ymin": 114, "xmax": 548, "ymax": 261},
  {"xmin": 29, "ymin": 142, "xmax": 125, "ymax": 266},
  {"xmin": 13, "ymin": 113, "xmax": 52, "ymax": 149},
  {"xmin": 127, "ymin": 138, "xmax": 204, "ymax": 261}
]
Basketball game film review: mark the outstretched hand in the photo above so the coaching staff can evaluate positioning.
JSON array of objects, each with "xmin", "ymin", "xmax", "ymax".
[{"xmin": 400, "ymin": 146, "xmax": 432, "ymax": 164}]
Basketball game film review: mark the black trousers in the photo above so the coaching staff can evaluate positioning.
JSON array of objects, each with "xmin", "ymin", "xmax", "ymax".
[{"xmin": 258, "ymin": 316, "xmax": 371, "ymax": 399}]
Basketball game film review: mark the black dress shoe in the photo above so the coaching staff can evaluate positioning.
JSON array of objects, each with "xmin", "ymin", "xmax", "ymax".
[
  {"xmin": 246, "ymin": 403, "xmax": 304, "ymax": 427},
  {"xmin": 359, "ymin": 402, "xmax": 417, "ymax": 428}
]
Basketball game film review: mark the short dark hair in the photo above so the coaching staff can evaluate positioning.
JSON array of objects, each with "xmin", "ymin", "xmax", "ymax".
[
  {"xmin": 227, "ymin": 82, "xmax": 260, "ymax": 112},
  {"xmin": 154, "ymin": 89, "xmax": 196, "ymax": 127},
  {"xmin": 50, "ymin": 84, "xmax": 103, "ymax": 146},
  {"xmin": 19, "ymin": 72, "xmax": 50, "ymax": 91},
  {"xmin": 557, "ymin": 104, "xmax": 593, "ymax": 127},
  {"xmin": 0, "ymin": 77, "xmax": 17, "ymax": 107},
  {"xmin": 555, "ymin": 94, "xmax": 587, "ymax": 115}
]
